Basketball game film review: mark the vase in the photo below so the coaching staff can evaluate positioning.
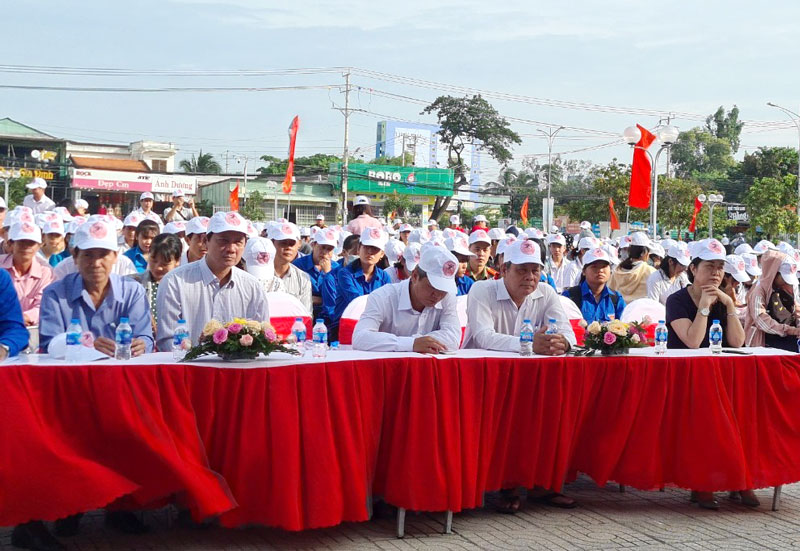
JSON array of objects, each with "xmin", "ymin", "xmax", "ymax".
[
  {"xmin": 218, "ymin": 351, "xmax": 259, "ymax": 361},
  {"xmin": 601, "ymin": 348, "xmax": 629, "ymax": 356}
]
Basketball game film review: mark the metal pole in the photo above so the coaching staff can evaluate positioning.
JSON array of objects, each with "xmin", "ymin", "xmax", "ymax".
[
  {"xmin": 242, "ymin": 157, "xmax": 248, "ymax": 209},
  {"xmin": 341, "ymin": 71, "xmax": 351, "ymax": 226},
  {"xmin": 539, "ymin": 126, "xmax": 564, "ymax": 231},
  {"xmin": 652, "ymin": 146, "xmax": 668, "ymax": 239},
  {"xmin": 709, "ymin": 203, "xmax": 715, "ymax": 238},
  {"xmin": 401, "ymin": 134, "xmax": 406, "ymax": 167}
]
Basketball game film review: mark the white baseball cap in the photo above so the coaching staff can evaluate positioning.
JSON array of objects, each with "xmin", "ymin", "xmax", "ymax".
[
  {"xmin": 630, "ymin": 232, "xmax": 651, "ymax": 247},
  {"xmin": 618, "ymin": 235, "xmax": 633, "ymax": 249},
  {"xmin": 488, "ymin": 228, "xmax": 506, "ymax": 240},
  {"xmin": 660, "ymin": 238, "xmax": 678, "ymax": 250},
  {"xmin": 75, "ymin": 198, "xmax": 89, "ymax": 210},
  {"xmin": 741, "ymin": 253, "xmax": 762, "ymax": 277},
  {"xmin": 359, "ymin": 227, "xmax": 388, "ymax": 251},
  {"xmin": 468, "ymin": 229, "xmax": 491, "ymax": 246},
  {"xmin": 724, "ymin": 254, "xmax": 751, "ymax": 283},
  {"xmin": 427, "ymin": 219, "xmax": 439, "ymax": 227},
  {"xmin": 579, "ymin": 221, "xmax": 591, "ymax": 230},
  {"xmin": 474, "ymin": 215, "xmax": 487, "ymax": 223},
  {"xmin": 139, "ymin": 192, "xmax": 155, "ymax": 201},
  {"xmin": 602, "ymin": 243, "xmax": 621, "ymax": 266},
  {"xmin": 384, "ymin": 239, "xmax": 406, "ymax": 264},
  {"xmin": 692, "ymin": 238, "xmax": 727, "ymax": 261},
  {"xmin": 207, "ymin": 211, "xmax": 249, "ymax": 235},
  {"xmin": 504, "ymin": 238, "xmax": 544, "ymax": 266},
  {"xmin": 399, "ymin": 223, "xmax": 413, "ymax": 233},
  {"xmin": 524, "ymin": 227, "xmax": 544, "ymax": 239},
  {"xmin": 668, "ymin": 243, "xmax": 691, "ymax": 266},
  {"xmin": 42, "ymin": 219, "xmax": 65, "ymax": 236},
  {"xmin": 418, "ymin": 246, "xmax": 459, "ymax": 295},
  {"xmin": 243, "ymin": 237, "xmax": 276, "ymax": 281},
  {"xmin": 267, "ymin": 221, "xmax": 301, "ymax": 242},
  {"xmin": 316, "ymin": 214, "xmax": 325, "ymax": 221},
  {"xmin": 186, "ymin": 216, "xmax": 210, "ymax": 236},
  {"xmin": 25, "ymin": 177, "xmax": 47, "ymax": 190},
  {"xmin": 9, "ymin": 221, "xmax": 42, "ymax": 243},
  {"xmin": 582, "ymin": 247, "xmax": 612, "ymax": 267},
  {"xmin": 408, "ymin": 228, "xmax": 431, "ymax": 244},
  {"xmin": 313, "ymin": 227, "xmax": 339, "ymax": 247},
  {"xmin": 734, "ymin": 243, "xmax": 754, "ymax": 256},
  {"xmin": 779, "ymin": 257, "xmax": 799, "ymax": 286},
  {"xmin": 445, "ymin": 234, "xmax": 475, "ymax": 257},
  {"xmin": 163, "ymin": 221, "xmax": 187, "ymax": 235},
  {"xmin": 172, "ymin": 189, "xmax": 185, "ymax": 198},
  {"xmin": 753, "ymin": 239, "xmax": 777, "ymax": 255},
  {"xmin": 496, "ymin": 235, "xmax": 518, "ymax": 257},
  {"xmin": 449, "ymin": 214, "xmax": 460, "ymax": 225},
  {"xmin": 777, "ymin": 241, "xmax": 795, "ymax": 258},
  {"xmin": 123, "ymin": 212, "xmax": 143, "ymax": 228},
  {"xmin": 403, "ymin": 242, "xmax": 422, "ymax": 271},
  {"xmin": 648, "ymin": 242, "xmax": 666, "ymax": 258},
  {"xmin": 334, "ymin": 229, "xmax": 352, "ymax": 256},
  {"xmin": 354, "ymin": 195, "xmax": 370, "ymax": 206},
  {"xmin": 546, "ymin": 233, "xmax": 566, "ymax": 247},
  {"xmin": 578, "ymin": 236, "xmax": 601, "ymax": 250},
  {"xmin": 74, "ymin": 219, "xmax": 117, "ymax": 251}
]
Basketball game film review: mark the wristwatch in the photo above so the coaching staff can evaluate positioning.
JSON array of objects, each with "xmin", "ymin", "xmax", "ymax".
[{"xmin": 699, "ymin": 307, "xmax": 710, "ymax": 317}]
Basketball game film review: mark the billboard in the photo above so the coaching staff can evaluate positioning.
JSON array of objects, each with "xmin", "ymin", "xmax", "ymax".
[{"xmin": 329, "ymin": 163, "xmax": 454, "ymax": 197}]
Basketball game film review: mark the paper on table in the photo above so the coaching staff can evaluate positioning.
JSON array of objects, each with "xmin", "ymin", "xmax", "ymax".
[{"xmin": 47, "ymin": 333, "xmax": 110, "ymax": 362}]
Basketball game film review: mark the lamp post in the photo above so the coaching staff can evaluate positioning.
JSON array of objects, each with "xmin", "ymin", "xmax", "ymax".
[
  {"xmin": 623, "ymin": 125, "xmax": 680, "ymax": 239},
  {"xmin": 0, "ymin": 168, "xmax": 20, "ymax": 205},
  {"xmin": 767, "ymin": 102, "xmax": 800, "ymax": 246},
  {"xmin": 698, "ymin": 193, "xmax": 724, "ymax": 238},
  {"xmin": 537, "ymin": 126, "xmax": 564, "ymax": 231}
]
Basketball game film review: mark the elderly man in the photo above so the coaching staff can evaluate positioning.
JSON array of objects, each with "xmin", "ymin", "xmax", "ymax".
[
  {"xmin": 22, "ymin": 177, "xmax": 56, "ymax": 215},
  {"xmin": 163, "ymin": 190, "xmax": 198, "ymax": 222},
  {"xmin": 353, "ymin": 246, "xmax": 461, "ymax": 353},
  {"xmin": 156, "ymin": 211, "xmax": 270, "ymax": 350},
  {"xmin": 465, "ymin": 229, "xmax": 497, "ymax": 281},
  {"xmin": 293, "ymin": 226, "xmax": 340, "ymax": 321},
  {"xmin": 39, "ymin": 216, "xmax": 154, "ymax": 356},
  {"xmin": 1, "ymin": 220, "xmax": 54, "ymax": 326},
  {"xmin": 269, "ymin": 221, "xmax": 312, "ymax": 314}
]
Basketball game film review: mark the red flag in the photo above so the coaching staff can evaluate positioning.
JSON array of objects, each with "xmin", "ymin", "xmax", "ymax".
[
  {"xmin": 609, "ymin": 198, "xmax": 620, "ymax": 231},
  {"xmin": 283, "ymin": 116, "xmax": 300, "ymax": 194},
  {"xmin": 520, "ymin": 196, "xmax": 529, "ymax": 226},
  {"xmin": 688, "ymin": 196, "xmax": 703, "ymax": 233},
  {"xmin": 229, "ymin": 183, "xmax": 239, "ymax": 211},
  {"xmin": 628, "ymin": 124, "xmax": 657, "ymax": 209}
]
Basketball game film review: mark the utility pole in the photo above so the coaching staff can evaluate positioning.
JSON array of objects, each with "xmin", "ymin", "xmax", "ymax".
[
  {"xmin": 537, "ymin": 126, "xmax": 564, "ymax": 231},
  {"xmin": 659, "ymin": 113, "xmax": 675, "ymax": 178},
  {"xmin": 332, "ymin": 70, "xmax": 365, "ymax": 225}
]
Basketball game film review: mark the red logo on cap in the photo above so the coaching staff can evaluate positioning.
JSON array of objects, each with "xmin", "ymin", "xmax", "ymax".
[
  {"xmin": 46, "ymin": 213, "xmax": 58, "ymax": 221},
  {"xmin": 708, "ymin": 241, "xmax": 723, "ymax": 254},
  {"xmin": 737, "ymin": 261, "xmax": 745, "ymax": 271},
  {"xmin": 20, "ymin": 222, "xmax": 35, "ymax": 234},
  {"xmin": 256, "ymin": 252, "xmax": 271, "ymax": 265},
  {"xmin": 520, "ymin": 240, "xmax": 536, "ymax": 255},
  {"xmin": 175, "ymin": 222, "xmax": 185, "ymax": 230},
  {"xmin": 369, "ymin": 228, "xmax": 381, "ymax": 239},
  {"xmin": 19, "ymin": 212, "xmax": 33, "ymax": 223},
  {"xmin": 442, "ymin": 260, "xmax": 457, "ymax": 278},
  {"xmin": 325, "ymin": 229, "xmax": 335, "ymax": 240},
  {"xmin": 225, "ymin": 212, "xmax": 242, "ymax": 226},
  {"xmin": 281, "ymin": 223, "xmax": 293, "ymax": 235},
  {"xmin": 199, "ymin": 217, "xmax": 209, "ymax": 227},
  {"xmin": 414, "ymin": 252, "xmax": 420, "ymax": 263},
  {"xmin": 88, "ymin": 222, "xmax": 107, "ymax": 239}
]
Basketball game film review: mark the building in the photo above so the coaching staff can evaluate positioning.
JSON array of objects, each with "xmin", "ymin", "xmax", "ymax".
[{"xmin": 0, "ymin": 118, "xmax": 69, "ymax": 202}]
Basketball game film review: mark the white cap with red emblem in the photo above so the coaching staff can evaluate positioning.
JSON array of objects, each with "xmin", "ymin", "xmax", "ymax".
[
  {"xmin": 741, "ymin": 253, "xmax": 762, "ymax": 277},
  {"xmin": 163, "ymin": 221, "xmax": 187, "ymax": 235},
  {"xmin": 582, "ymin": 247, "xmax": 612, "ymax": 267},
  {"xmin": 692, "ymin": 238, "xmax": 727, "ymax": 262},
  {"xmin": 208, "ymin": 211, "xmax": 249, "ymax": 235},
  {"xmin": 505, "ymin": 239, "xmax": 544, "ymax": 266},
  {"xmin": 418, "ymin": 246, "xmax": 459, "ymax": 295},
  {"xmin": 42, "ymin": 218, "xmax": 65, "ymax": 236},
  {"xmin": 384, "ymin": 239, "xmax": 406, "ymax": 264},
  {"xmin": 724, "ymin": 254, "xmax": 751, "ymax": 283},
  {"xmin": 468, "ymin": 229, "xmax": 491, "ymax": 246},
  {"xmin": 9, "ymin": 221, "xmax": 42, "ymax": 243},
  {"xmin": 668, "ymin": 243, "xmax": 691, "ymax": 266},
  {"xmin": 780, "ymin": 256, "xmax": 799, "ymax": 286},
  {"xmin": 359, "ymin": 227, "xmax": 388, "ymax": 250},
  {"xmin": 139, "ymin": 192, "xmax": 154, "ymax": 201},
  {"xmin": 73, "ymin": 219, "xmax": 117, "ymax": 251},
  {"xmin": 243, "ymin": 237, "xmax": 276, "ymax": 281},
  {"xmin": 313, "ymin": 227, "xmax": 339, "ymax": 247},
  {"xmin": 403, "ymin": 242, "xmax": 422, "ymax": 271},
  {"xmin": 267, "ymin": 220, "xmax": 301, "ymax": 242},
  {"xmin": 445, "ymin": 234, "xmax": 475, "ymax": 257},
  {"xmin": 123, "ymin": 212, "xmax": 143, "ymax": 228},
  {"xmin": 185, "ymin": 216, "xmax": 210, "ymax": 236}
]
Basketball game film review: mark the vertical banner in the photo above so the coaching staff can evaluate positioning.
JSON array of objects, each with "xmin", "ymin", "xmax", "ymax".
[
  {"xmin": 609, "ymin": 198, "xmax": 621, "ymax": 231},
  {"xmin": 520, "ymin": 196, "xmax": 529, "ymax": 226},
  {"xmin": 229, "ymin": 183, "xmax": 239, "ymax": 211},
  {"xmin": 283, "ymin": 116, "xmax": 300, "ymax": 194},
  {"xmin": 629, "ymin": 124, "xmax": 657, "ymax": 209}
]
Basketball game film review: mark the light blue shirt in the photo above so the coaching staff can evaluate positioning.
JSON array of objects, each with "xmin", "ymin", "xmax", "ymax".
[{"xmin": 39, "ymin": 272, "xmax": 154, "ymax": 353}]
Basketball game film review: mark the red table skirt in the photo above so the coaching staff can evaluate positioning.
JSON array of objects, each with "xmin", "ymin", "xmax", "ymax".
[{"xmin": 3, "ymin": 354, "xmax": 800, "ymax": 530}]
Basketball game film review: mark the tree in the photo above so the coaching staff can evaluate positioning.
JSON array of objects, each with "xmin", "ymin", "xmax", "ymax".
[
  {"xmin": 744, "ymin": 175, "xmax": 800, "ymax": 239},
  {"xmin": 5, "ymin": 176, "xmax": 30, "ymax": 209},
  {"xmin": 368, "ymin": 153, "xmax": 414, "ymax": 166},
  {"xmin": 655, "ymin": 177, "xmax": 702, "ymax": 234},
  {"xmin": 705, "ymin": 105, "xmax": 744, "ymax": 154},
  {"xmin": 670, "ymin": 127, "xmax": 736, "ymax": 180},
  {"xmin": 180, "ymin": 150, "xmax": 221, "ymax": 174},
  {"xmin": 739, "ymin": 146, "xmax": 798, "ymax": 180},
  {"xmin": 560, "ymin": 160, "xmax": 648, "ymax": 224},
  {"xmin": 257, "ymin": 153, "xmax": 341, "ymax": 176},
  {"xmin": 382, "ymin": 192, "xmax": 414, "ymax": 219},
  {"xmin": 421, "ymin": 95, "xmax": 521, "ymax": 219},
  {"xmin": 240, "ymin": 190, "xmax": 267, "ymax": 221}
]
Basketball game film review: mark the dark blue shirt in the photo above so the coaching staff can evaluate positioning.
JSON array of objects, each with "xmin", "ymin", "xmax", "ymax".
[
  {"xmin": 123, "ymin": 245, "xmax": 148, "ymax": 273},
  {"xmin": 563, "ymin": 281, "xmax": 626, "ymax": 323},
  {"xmin": 0, "ymin": 269, "xmax": 29, "ymax": 356},
  {"xmin": 292, "ymin": 254, "xmax": 341, "ymax": 296},
  {"xmin": 328, "ymin": 261, "xmax": 391, "ymax": 333},
  {"xmin": 456, "ymin": 275, "xmax": 474, "ymax": 296}
]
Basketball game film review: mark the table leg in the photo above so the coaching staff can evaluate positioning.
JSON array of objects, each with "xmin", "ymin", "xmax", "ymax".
[
  {"xmin": 619, "ymin": 484, "xmax": 626, "ymax": 493},
  {"xmin": 773, "ymin": 486, "xmax": 783, "ymax": 512},
  {"xmin": 443, "ymin": 510, "xmax": 453, "ymax": 534},
  {"xmin": 396, "ymin": 507, "xmax": 406, "ymax": 538}
]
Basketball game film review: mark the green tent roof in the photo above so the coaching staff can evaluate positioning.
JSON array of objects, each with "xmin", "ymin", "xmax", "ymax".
[{"xmin": 0, "ymin": 118, "xmax": 56, "ymax": 139}]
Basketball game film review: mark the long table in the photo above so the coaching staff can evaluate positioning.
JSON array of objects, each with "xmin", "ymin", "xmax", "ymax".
[{"xmin": 2, "ymin": 348, "xmax": 800, "ymax": 531}]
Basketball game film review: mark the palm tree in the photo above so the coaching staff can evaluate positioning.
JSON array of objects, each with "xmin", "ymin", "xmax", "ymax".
[{"xmin": 179, "ymin": 150, "xmax": 222, "ymax": 174}]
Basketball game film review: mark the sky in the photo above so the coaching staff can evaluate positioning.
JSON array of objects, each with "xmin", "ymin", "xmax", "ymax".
[{"xmin": 4, "ymin": 0, "xmax": 800, "ymax": 183}]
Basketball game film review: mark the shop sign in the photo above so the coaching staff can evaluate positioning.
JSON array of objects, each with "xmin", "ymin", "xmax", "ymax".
[
  {"xmin": 71, "ymin": 169, "xmax": 197, "ymax": 194},
  {"xmin": 1, "ymin": 167, "xmax": 55, "ymax": 180},
  {"xmin": 726, "ymin": 204, "xmax": 749, "ymax": 223},
  {"xmin": 329, "ymin": 163, "xmax": 453, "ymax": 197}
]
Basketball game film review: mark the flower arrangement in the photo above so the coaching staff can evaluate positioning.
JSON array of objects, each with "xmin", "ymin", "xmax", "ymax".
[
  {"xmin": 571, "ymin": 319, "xmax": 650, "ymax": 356},
  {"xmin": 183, "ymin": 318, "xmax": 299, "ymax": 361}
]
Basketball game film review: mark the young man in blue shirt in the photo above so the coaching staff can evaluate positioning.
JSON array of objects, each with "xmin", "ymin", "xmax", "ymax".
[
  {"xmin": 562, "ymin": 247, "xmax": 626, "ymax": 323},
  {"xmin": 293, "ymin": 227, "xmax": 340, "ymax": 322}
]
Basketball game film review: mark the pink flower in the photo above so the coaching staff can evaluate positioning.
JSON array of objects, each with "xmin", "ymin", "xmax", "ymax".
[
  {"xmin": 227, "ymin": 323, "xmax": 243, "ymax": 334},
  {"xmin": 264, "ymin": 328, "xmax": 277, "ymax": 341},
  {"xmin": 603, "ymin": 332, "xmax": 617, "ymax": 345},
  {"xmin": 212, "ymin": 328, "xmax": 229, "ymax": 344},
  {"xmin": 239, "ymin": 334, "xmax": 254, "ymax": 347}
]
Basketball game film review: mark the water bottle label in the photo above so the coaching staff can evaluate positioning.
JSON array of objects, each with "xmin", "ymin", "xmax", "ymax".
[
  {"xmin": 116, "ymin": 330, "xmax": 132, "ymax": 345},
  {"xmin": 656, "ymin": 332, "xmax": 668, "ymax": 342},
  {"xmin": 66, "ymin": 333, "xmax": 80, "ymax": 346},
  {"xmin": 293, "ymin": 330, "xmax": 306, "ymax": 342},
  {"xmin": 520, "ymin": 332, "xmax": 534, "ymax": 343},
  {"xmin": 173, "ymin": 332, "xmax": 189, "ymax": 346},
  {"xmin": 313, "ymin": 332, "xmax": 326, "ymax": 344}
]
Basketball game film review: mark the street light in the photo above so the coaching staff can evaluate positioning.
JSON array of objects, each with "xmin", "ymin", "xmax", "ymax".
[
  {"xmin": 537, "ymin": 126, "xmax": 565, "ymax": 231},
  {"xmin": 623, "ymin": 125, "xmax": 680, "ymax": 238},
  {"xmin": 767, "ymin": 102, "xmax": 800, "ymax": 246},
  {"xmin": 0, "ymin": 168, "xmax": 20, "ymax": 205},
  {"xmin": 698, "ymin": 193, "xmax": 724, "ymax": 238}
]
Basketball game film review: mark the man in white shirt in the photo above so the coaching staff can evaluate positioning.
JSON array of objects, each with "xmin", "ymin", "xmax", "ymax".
[
  {"xmin": 156, "ymin": 211, "xmax": 269, "ymax": 350},
  {"xmin": 465, "ymin": 239, "xmax": 575, "ymax": 354},
  {"xmin": 22, "ymin": 178, "xmax": 55, "ymax": 215},
  {"xmin": 545, "ymin": 233, "xmax": 572, "ymax": 293},
  {"xmin": 135, "ymin": 192, "xmax": 164, "ymax": 228},
  {"xmin": 269, "ymin": 221, "xmax": 312, "ymax": 313},
  {"xmin": 353, "ymin": 246, "xmax": 462, "ymax": 353}
]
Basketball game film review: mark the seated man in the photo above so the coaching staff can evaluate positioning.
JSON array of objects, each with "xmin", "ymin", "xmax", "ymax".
[
  {"xmin": 465, "ymin": 229, "xmax": 497, "ymax": 281},
  {"xmin": 353, "ymin": 246, "xmax": 461, "ymax": 353},
  {"xmin": 292, "ymin": 226, "xmax": 340, "ymax": 321},
  {"xmin": 269, "ymin": 221, "xmax": 312, "ymax": 314},
  {"xmin": 156, "ymin": 211, "xmax": 270, "ymax": 351},
  {"xmin": 1, "ymin": 220, "xmax": 54, "ymax": 326},
  {"xmin": 39, "ymin": 217, "xmax": 154, "ymax": 356},
  {"xmin": 562, "ymin": 247, "xmax": 626, "ymax": 323}
]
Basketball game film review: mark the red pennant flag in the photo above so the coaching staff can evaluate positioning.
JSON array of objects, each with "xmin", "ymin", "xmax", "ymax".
[
  {"xmin": 520, "ymin": 196, "xmax": 529, "ymax": 226},
  {"xmin": 229, "ymin": 183, "xmax": 239, "ymax": 211},
  {"xmin": 628, "ymin": 124, "xmax": 657, "ymax": 209},
  {"xmin": 609, "ymin": 198, "xmax": 620, "ymax": 231},
  {"xmin": 688, "ymin": 196, "xmax": 703, "ymax": 233},
  {"xmin": 283, "ymin": 116, "xmax": 300, "ymax": 194}
]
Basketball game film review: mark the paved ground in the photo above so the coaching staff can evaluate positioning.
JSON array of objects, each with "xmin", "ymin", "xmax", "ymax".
[{"xmin": 2, "ymin": 476, "xmax": 799, "ymax": 550}]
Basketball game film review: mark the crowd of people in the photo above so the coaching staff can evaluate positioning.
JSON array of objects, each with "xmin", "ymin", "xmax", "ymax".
[{"xmin": 2, "ymin": 179, "xmax": 798, "ymax": 548}]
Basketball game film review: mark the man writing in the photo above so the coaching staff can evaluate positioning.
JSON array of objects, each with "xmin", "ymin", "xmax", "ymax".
[
  {"xmin": 353, "ymin": 246, "xmax": 461, "ymax": 353},
  {"xmin": 156, "ymin": 211, "xmax": 270, "ymax": 350},
  {"xmin": 163, "ymin": 190, "xmax": 198, "ymax": 222}
]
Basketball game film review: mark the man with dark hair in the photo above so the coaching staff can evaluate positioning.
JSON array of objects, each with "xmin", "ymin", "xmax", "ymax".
[{"xmin": 123, "ymin": 219, "xmax": 160, "ymax": 273}]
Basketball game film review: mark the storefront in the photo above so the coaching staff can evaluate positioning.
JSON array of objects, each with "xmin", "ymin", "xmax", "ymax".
[{"xmin": 70, "ymin": 168, "xmax": 197, "ymax": 217}]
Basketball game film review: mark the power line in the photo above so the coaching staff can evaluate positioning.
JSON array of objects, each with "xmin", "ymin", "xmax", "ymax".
[{"xmin": 0, "ymin": 83, "xmax": 341, "ymax": 93}]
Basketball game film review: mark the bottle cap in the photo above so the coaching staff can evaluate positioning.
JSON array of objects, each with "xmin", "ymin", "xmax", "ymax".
[
  {"xmin": 548, "ymin": 318, "xmax": 556, "ymax": 323},
  {"xmin": 316, "ymin": 319, "xmax": 324, "ymax": 324},
  {"xmin": 295, "ymin": 317, "xmax": 303, "ymax": 322},
  {"xmin": 71, "ymin": 318, "xmax": 79, "ymax": 324},
  {"xmin": 712, "ymin": 319, "xmax": 720, "ymax": 324},
  {"xmin": 120, "ymin": 317, "xmax": 129, "ymax": 323},
  {"xmin": 523, "ymin": 319, "xmax": 531, "ymax": 324},
  {"xmin": 659, "ymin": 320, "xmax": 665, "ymax": 324},
  {"xmin": 177, "ymin": 319, "xmax": 186, "ymax": 324}
]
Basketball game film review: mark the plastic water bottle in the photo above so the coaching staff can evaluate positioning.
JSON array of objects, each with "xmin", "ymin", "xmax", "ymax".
[
  {"xmin": 115, "ymin": 317, "xmax": 132, "ymax": 360},
  {"xmin": 654, "ymin": 320, "xmax": 668, "ymax": 355},
  {"xmin": 291, "ymin": 317, "xmax": 307, "ymax": 353},
  {"xmin": 312, "ymin": 319, "xmax": 328, "ymax": 358},
  {"xmin": 520, "ymin": 319, "xmax": 534, "ymax": 356},
  {"xmin": 709, "ymin": 319, "xmax": 723, "ymax": 354},
  {"xmin": 65, "ymin": 318, "xmax": 82, "ymax": 362},
  {"xmin": 173, "ymin": 319, "xmax": 190, "ymax": 361},
  {"xmin": 545, "ymin": 318, "xmax": 559, "ymax": 335}
]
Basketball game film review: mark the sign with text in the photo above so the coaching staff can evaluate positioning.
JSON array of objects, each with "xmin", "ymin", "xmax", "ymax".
[
  {"xmin": 329, "ymin": 163, "xmax": 454, "ymax": 197},
  {"xmin": 70, "ymin": 169, "xmax": 197, "ymax": 194},
  {"xmin": 1, "ymin": 167, "xmax": 55, "ymax": 180},
  {"xmin": 726, "ymin": 204, "xmax": 749, "ymax": 223}
]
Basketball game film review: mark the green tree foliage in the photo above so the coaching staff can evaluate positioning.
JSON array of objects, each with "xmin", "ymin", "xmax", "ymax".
[
  {"xmin": 194, "ymin": 199, "xmax": 213, "ymax": 217},
  {"xmin": 743, "ymin": 175, "xmax": 800, "ymax": 239},
  {"xmin": 421, "ymin": 94, "xmax": 521, "ymax": 219},
  {"xmin": 368, "ymin": 153, "xmax": 414, "ymax": 166},
  {"xmin": 382, "ymin": 192, "xmax": 414, "ymax": 219},
  {"xmin": 561, "ymin": 161, "xmax": 649, "ymax": 224},
  {"xmin": 705, "ymin": 105, "xmax": 744, "ymax": 154},
  {"xmin": 257, "ymin": 154, "xmax": 341, "ymax": 176},
  {"xmin": 179, "ymin": 150, "xmax": 221, "ymax": 174},
  {"xmin": 655, "ymin": 177, "xmax": 702, "ymax": 234},
  {"xmin": 670, "ymin": 127, "xmax": 736, "ymax": 180},
  {"xmin": 240, "ymin": 190, "xmax": 267, "ymax": 221},
  {"xmin": 6, "ymin": 176, "xmax": 30, "ymax": 209},
  {"xmin": 739, "ymin": 146, "xmax": 798, "ymax": 180}
]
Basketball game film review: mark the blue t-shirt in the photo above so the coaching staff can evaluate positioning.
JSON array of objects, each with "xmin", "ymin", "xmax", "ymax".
[
  {"xmin": 123, "ymin": 245, "xmax": 147, "ymax": 273},
  {"xmin": 329, "ymin": 261, "xmax": 391, "ymax": 334},
  {"xmin": 562, "ymin": 281, "xmax": 626, "ymax": 323}
]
